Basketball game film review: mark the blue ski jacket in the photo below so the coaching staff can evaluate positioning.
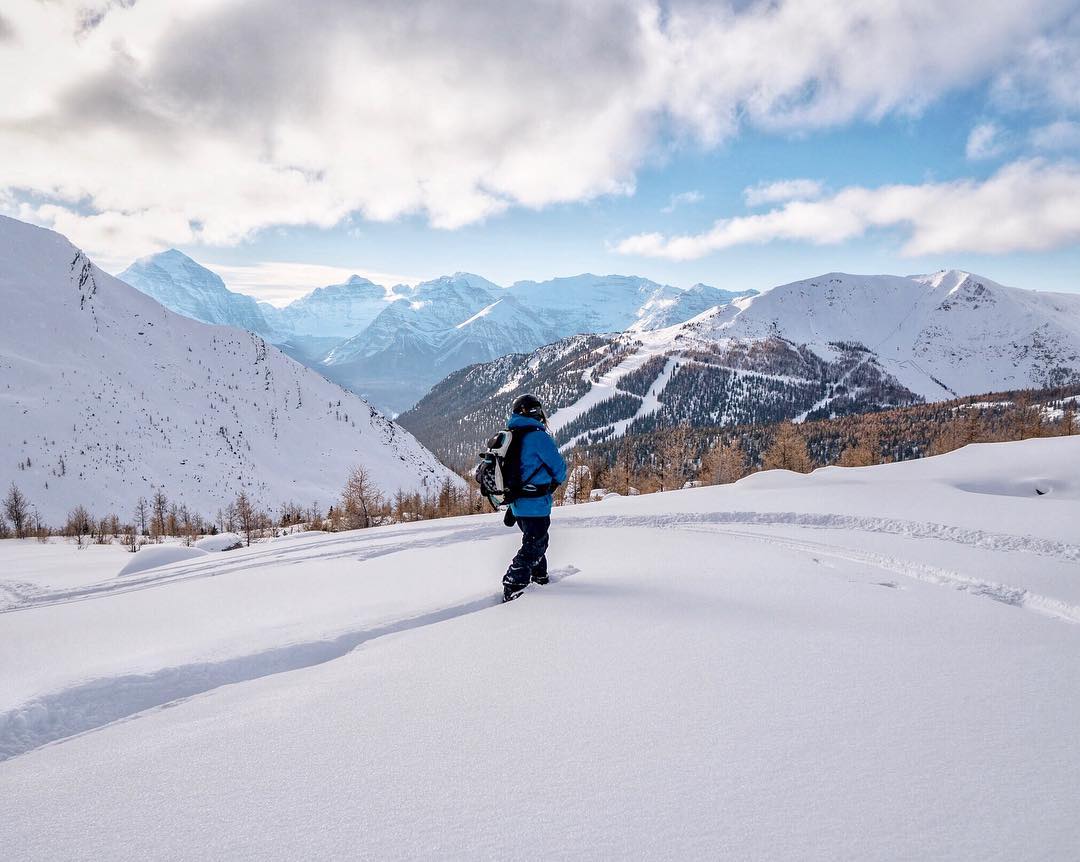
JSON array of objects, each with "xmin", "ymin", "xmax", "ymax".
[{"xmin": 507, "ymin": 414, "xmax": 567, "ymax": 517}]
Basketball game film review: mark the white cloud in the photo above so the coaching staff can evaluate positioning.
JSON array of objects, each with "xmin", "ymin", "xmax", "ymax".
[
  {"xmin": 743, "ymin": 179, "xmax": 824, "ymax": 207},
  {"xmin": 992, "ymin": 14, "xmax": 1080, "ymax": 112},
  {"xmin": 661, "ymin": 190, "xmax": 704, "ymax": 213},
  {"xmin": 202, "ymin": 261, "xmax": 421, "ymax": 306},
  {"xmin": 965, "ymin": 122, "xmax": 1006, "ymax": 160},
  {"xmin": 615, "ymin": 159, "xmax": 1080, "ymax": 259},
  {"xmin": 1030, "ymin": 120, "xmax": 1080, "ymax": 151},
  {"xmin": 1, "ymin": 0, "xmax": 1078, "ymax": 261}
]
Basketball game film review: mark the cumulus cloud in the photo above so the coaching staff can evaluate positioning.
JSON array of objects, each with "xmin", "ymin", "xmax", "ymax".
[
  {"xmin": 743, "ymin": 179, "xmax": 824, "ymax": 207},
  {"xmin": 661, "ymin": 190, "xmax": 704, "ymax": 213},
  {"xmin": 1030, "ymin": 120, "xmax": 1080, "ymax": 151},
  {"xmin": 992, "ymin": 14, "xmax": 1080, "ymax": 112},
  {"xmin": 615, "ymin": 159, "xmax": 1080, "ymax": 259},
  {"xmin": 965, "ymin": 122, "xmax": 1007, "ymax": 160},
  {"xmin": 1, "ymin": 0, "xmax": 1078, "ymax": 260}
]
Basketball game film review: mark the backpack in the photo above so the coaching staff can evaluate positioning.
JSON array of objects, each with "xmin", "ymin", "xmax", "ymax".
[{"xmin": 473, "ymin": 426, "xmax": 554, "ymax": 509}]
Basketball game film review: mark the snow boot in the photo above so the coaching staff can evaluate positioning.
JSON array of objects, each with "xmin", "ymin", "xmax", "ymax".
[
  {"xmin": 503, "ymin": 584, "xmax": 526, "ymax": 603},
  {"xmin": 530, "ymin": 570, "xmax": 549, "ymax": 585}
]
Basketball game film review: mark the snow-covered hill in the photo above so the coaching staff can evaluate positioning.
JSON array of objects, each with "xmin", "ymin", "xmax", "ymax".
[
  {"xmin": 404, "ymin": 270, "xmax": 1080, "ymax": 461},
  {"xmin": 2, "ymin": 436, "xmax": 1078, "ymax": 858},
  {"xmin": 0, "ymin": 216, "xmax": 457, "ymax": 524},
  {"xmin": 119, "ymin": 250, "xmax": 277, "ymax": 338}
]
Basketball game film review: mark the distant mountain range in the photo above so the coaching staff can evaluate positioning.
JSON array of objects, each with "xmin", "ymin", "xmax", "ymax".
[
  {"xmin": 1, "ymin": 217, "xmax": 457, "ymax": 523},
  {"xmin": 118, "ymin": 251, "xmax": 757, "ymax": 413},
  {"xmin": 398, "ymin": 271, "xmax": 1080, "ymax": 468}
]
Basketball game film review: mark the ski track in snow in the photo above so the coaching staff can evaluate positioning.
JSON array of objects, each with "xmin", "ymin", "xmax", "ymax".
[
  {"xmin": 0, "ymin": 568, "xmax": 580, "ymax": 761},
  {"xmin": 678, "ymin": 524, "xmax": 1080, "ymax": 625},
  {"xmin": 4, "ymin": 510, "xmax": 1075, "ymax": 615},
  {"xmin": 0, "ymin": 523, "xmax": 511, "ymax": 613},
  {"xmin": 4, "ymin": 506, "xmax": 1076, "ymax": 762},
  {"xmin": 569, "ymin": 510, "xmax": 1080, "ymax": 564}
]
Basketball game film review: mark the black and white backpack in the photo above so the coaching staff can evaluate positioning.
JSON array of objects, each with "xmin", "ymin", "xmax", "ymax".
[{"xmin": 474, "ymin": 426, "xmax": 553, "ymax": 509}]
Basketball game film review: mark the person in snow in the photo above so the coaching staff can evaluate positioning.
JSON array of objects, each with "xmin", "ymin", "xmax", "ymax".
[{"xmin": 503, "ymin": 394, "xmax": 567, "ymax": 602}]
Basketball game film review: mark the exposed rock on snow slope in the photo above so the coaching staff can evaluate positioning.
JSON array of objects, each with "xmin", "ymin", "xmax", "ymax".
[
  {"xmin": 0, "ymin": 216, "xmax": 457, "ymax": 523},
  {"xmin": 1, "ymin": 436, "xmax": 1078, "ymax": 858},
  {"xmin": 118, "ymin": 250, "xmax": 276, "ymax": 339},
  {"xmin": 403, "ymin": 270, "xmax": 1080, "ymax": 463}
]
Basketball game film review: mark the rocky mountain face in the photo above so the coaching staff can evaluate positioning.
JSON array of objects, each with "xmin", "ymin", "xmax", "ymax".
[
  {"xmin": 398, "ymin": 270, "xmax": 1080, "ymax": 468},
  {"xmin": 0, "ymin": 217, "xmax": 458, "ymax": 523}
]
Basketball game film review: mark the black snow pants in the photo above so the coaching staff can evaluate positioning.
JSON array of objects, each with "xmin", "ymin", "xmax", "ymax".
[{"xmin": 503, "ymin": 515, "xmax": 550, "ymax": 591}]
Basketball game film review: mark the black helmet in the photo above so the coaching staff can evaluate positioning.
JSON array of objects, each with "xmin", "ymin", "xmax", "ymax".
[{"xmin": 511, "ymin": 393, "xmax": 546, "ymax": 423}]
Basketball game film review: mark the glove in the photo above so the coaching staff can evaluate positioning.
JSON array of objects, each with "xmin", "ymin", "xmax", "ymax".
[{"xmin": 503, "ymin": 508, "xmax": 517, "ymax": 528}]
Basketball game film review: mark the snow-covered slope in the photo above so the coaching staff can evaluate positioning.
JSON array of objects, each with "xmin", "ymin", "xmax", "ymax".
[
  {"xmin": 695, "ymin": 270, "xmax": 1080, "ymax": 399},
  {"xmin": 260, "ymin": 276, "xmax": 395, "ymax": 339},
  {"xmin": 0, "ymin": 216, "xmax": 456, "ymax": 523},
  {"xmin": 634, "ymin": 281, "xmax": 758, "ymax": 330},
  {"xmin": 119, "ymin": 250, "xmax": 276, "ymax": 338},
  {"xmin": 2, "ymin": 436, "xmax": 1078, "ymax": 859},
  {"xmin": 506, "ymin": 273, "xmax": 683, "ymax": 332},
  {"xmin": 325, "ymin": 272, "xmax": 505, "ymax": 366},
  {"xmin": 507, "ymin": 273, "xmax": 757, "ymax": 333}
]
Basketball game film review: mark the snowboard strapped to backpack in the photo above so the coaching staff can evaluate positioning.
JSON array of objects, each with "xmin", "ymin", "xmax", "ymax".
[{"xmin": 474, "ymin": 426, "xmax": 555, "ymax": 510}]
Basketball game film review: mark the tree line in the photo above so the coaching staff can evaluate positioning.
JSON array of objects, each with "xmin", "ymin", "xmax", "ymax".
[
  {"xmin": 570, "ymin": 386, "xmax": 1080, "ymax": 497},
  {"xmin": 4, "ymin": 385, "xmax": 1077, "ymax": 547}
]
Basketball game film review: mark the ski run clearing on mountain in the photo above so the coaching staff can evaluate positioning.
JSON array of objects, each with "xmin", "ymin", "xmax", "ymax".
[{"xmin": 2, "ymin": 436, "xmax": 1079, "ymax": 860}]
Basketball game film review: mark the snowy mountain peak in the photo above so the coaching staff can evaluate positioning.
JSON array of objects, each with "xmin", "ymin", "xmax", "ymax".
[
  {"xmin": 911, "ymin": 269, "xmax": 980, "ymax": 292},
  {"xmin": 119, "ymin": 249, "xmax": 274, "ymax": 337}
]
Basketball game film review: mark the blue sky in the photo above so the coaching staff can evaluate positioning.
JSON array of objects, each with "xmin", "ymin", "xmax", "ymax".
[
  {"xmin": 2, "ymin": 1, "xmax": 1079, "ymax": 302},
  {"xmin": 199, "ymin": 91, "xmax": 1080, "ymax": 302}
]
